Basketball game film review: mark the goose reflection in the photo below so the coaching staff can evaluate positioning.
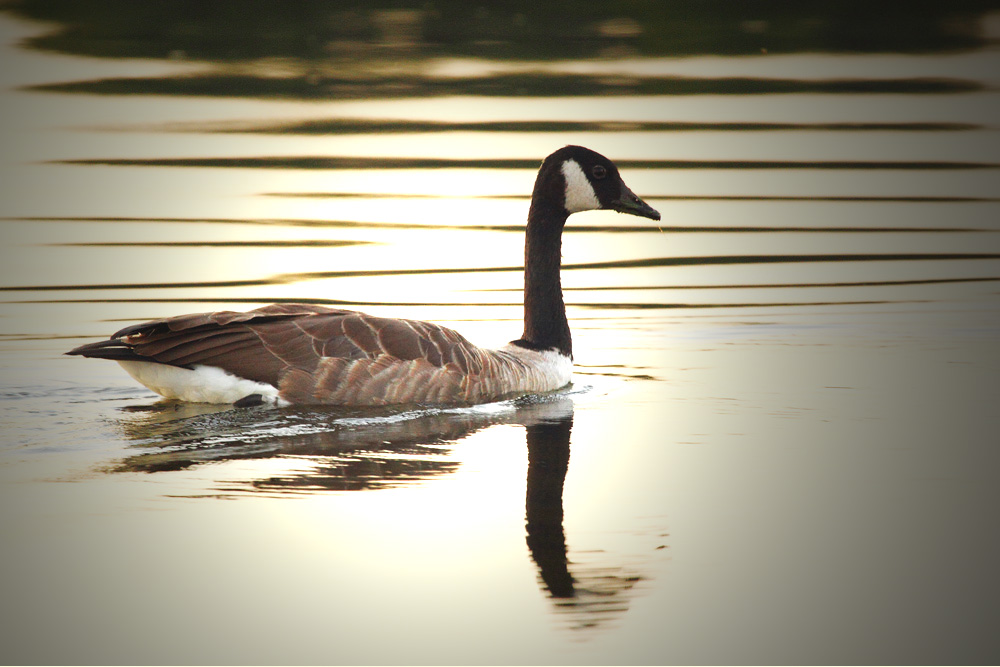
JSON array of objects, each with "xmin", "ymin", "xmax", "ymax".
[
  {"xmin": 111, "ymin": 394, "xmax": 648, "ymax": 630},
  {"xmin": 111, "ymin": 400, "xmax": 506, "ymax": 489}
]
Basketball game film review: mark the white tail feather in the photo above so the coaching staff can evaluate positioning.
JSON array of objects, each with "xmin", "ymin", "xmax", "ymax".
[{"xmin": 117, "ymin": 360, "xmax": 288, "ymax": 405}]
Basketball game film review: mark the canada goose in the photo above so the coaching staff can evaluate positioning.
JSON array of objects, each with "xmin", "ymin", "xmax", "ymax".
[{"xmin": 67, "ymin": 145, "xmax": 660, "ymax": 407}]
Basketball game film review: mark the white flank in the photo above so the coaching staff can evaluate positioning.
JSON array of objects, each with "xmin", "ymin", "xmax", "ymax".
[
  {"xmin": 560, "ymin": 158, "xmax": 601, "ymax": 213},
  {"xmin": 498, "ymin": 345, "xmax": 574, "ymax": 391},
  {"xmin": 117, "ymin": 360, "xmax": 289, "ymax": 406}
]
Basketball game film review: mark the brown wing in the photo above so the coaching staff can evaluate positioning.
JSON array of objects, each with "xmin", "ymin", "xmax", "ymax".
[{"xmin": 69, "ymin": 304, "xmax": 491, "ymax": 401}]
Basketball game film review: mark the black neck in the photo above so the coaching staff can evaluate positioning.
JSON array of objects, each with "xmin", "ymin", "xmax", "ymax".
[{"xmin": 514, "ymin": 197, "xmax": 572, "ymax": 357}]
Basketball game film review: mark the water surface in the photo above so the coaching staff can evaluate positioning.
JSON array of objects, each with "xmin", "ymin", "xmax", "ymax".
[{"xmin": 1, "ymin": 5, "xmax": 999, "ymax": 664}]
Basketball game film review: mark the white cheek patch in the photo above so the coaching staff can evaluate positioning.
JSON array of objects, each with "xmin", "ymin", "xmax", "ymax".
[{"xmin": 560, "ymin": 159, "xmax": 601, "ymax": 213}]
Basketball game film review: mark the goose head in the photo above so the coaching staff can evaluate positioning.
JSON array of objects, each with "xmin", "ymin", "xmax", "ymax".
[{"xmin": 532, "ymin": 145, "xmax": 661, "ymax": 222}]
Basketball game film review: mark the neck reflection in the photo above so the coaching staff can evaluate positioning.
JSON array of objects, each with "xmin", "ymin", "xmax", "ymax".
[
  {"xmin": 525, "ymin": 414, "xmax": 575, "ymax": 597},
  {"xmin": 523, "ymin": 409, "xmax": 648, "ymax": 632}
]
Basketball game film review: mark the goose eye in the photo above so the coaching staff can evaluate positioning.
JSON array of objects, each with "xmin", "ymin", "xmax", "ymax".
[{"xmin": 591, "ymin": 165, "xmax": 607, "ymax": 180}]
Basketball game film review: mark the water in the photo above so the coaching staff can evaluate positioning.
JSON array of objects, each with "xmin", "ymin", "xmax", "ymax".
[{"xmin": 2, "ymin": 5, "xmax": 1000, "ymax": 664}]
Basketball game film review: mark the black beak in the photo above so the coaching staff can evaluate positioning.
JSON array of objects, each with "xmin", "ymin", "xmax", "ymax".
[{"xmin": 611, "ymin": 182, "xmax": 660, "ymax": 221}]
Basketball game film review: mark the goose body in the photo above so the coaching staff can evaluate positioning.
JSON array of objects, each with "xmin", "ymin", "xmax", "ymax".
[{"xmin": 67, "ymin": 146, "xmax": 660, "ymax": 406}]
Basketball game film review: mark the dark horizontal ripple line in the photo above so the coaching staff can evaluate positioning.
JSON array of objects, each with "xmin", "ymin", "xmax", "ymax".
[
  {"xmin": 53, "ymin": 240, "xmax": 374, "ymax": 248},
  {"xmin": 9, "ymin": 296, "xmax": 918, "ymax": 310},
  {"xmin": 554, "ymin": 276, "xmax": 1000, "ymax": 291},
  {"xmin": 8, "ymin": 216, "xmax": 987, "ymax": 234},
  {"xmin": 149, "ymin": 119, "xmax": 983, "ymax": 135},
  {"xmin": 265, "ymin": 192, "xmax": 1000, "ymax": 203},
  {"xmin": 3, "ymin": 253, "xmax": 999, "ymax": 292},
  {"xmin": 50, "ymin": 156, "xmax": 1000, "ymax": 171}
]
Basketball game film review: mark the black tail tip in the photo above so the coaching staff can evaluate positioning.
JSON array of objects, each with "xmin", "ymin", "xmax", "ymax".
[
  {"xmin": 64, "ymin": 338, "xmax": 137, "ymax": 361},
  {"xmin": 233, "ymin": 394, "xmax": 266, "ymax": 408}
]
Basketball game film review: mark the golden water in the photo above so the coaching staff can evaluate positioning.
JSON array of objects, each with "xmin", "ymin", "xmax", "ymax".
[{"xmin": 1, "ymin": 7, "xmax": 999, "ymax": 664}]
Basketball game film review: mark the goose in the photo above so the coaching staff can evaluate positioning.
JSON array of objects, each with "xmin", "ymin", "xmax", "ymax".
[{"xmin": 67, "ymin": 145, "xmax": 660, "ymax": 407}]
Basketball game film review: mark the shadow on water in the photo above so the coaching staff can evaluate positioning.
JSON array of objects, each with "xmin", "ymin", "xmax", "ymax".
[
  {"xmin": 9, "ymin": 2, "xmax": 996, "ymax": 60},
  {"xmin": 7, "ymin": 2, "xmax": 998, "ymax": 104},
  {"xmin": 108, "ymin": 392, "xmax": 648, "ymax": 631}
]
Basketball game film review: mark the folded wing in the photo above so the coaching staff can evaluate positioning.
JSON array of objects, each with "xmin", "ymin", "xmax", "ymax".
[{"xmin": 67, "ymin": 303, "xmax": 529, "ymax": 404}]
